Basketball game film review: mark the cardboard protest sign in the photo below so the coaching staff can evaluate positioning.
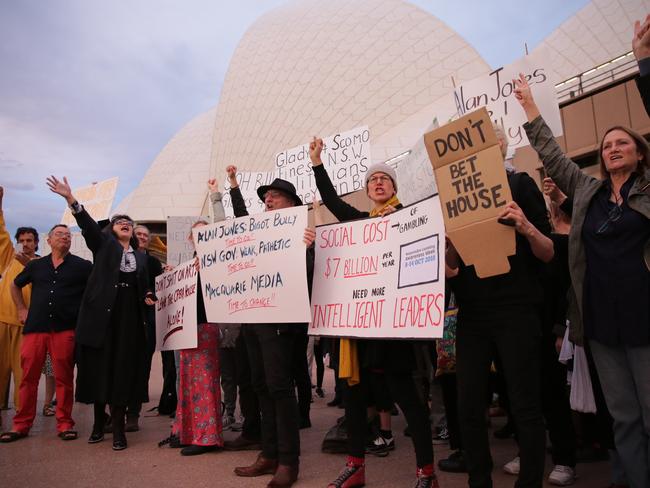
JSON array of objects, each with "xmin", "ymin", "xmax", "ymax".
[
  {"xmin": 222, "ymin": 171, "xmax": 273, "ymax": 217},
  {"xmin": 274, "ymin": 126, "xmax": 371, "ymax": 205},
  {"xmin": 193, "ymin": 206, "xmax": 311, "ymax": 323},
  {"xmin": 61, "ymin": 177, "xmax": 119, "ymax": 227},
  {"xmin": 453, "ymin": 49, "xmax": 562, "ymax": 158},
  {"xmin": 424, "ymin": 108, "xmax": 515, "ymax": 277},
  {"xmin": 155, "ymin": 259, "xmax": 199, "ymax": 351},
  {"xmin": 166, "ymin": 216, "xmax": 209, "ymax": 267},
  {"xmin": 311, "ymin": 197, "xmax": 445, "ymax": 339},
  {"xmin": 394, "ymin": 136, "xmax": 438, "ymax": 206}
]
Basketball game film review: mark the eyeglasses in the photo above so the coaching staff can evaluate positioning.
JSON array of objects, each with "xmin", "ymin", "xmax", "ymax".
[
  {"xmin": 113, "ymin": 219, "xmax": 134, "ymax": 227},
  {"xmin": 263, "ymin": 190, "xmax": 285, "ymax": 199},
  {"xmin": 52, "ymin": 232, "xmax": 71, "ymax": 238},
  {"xmin": 596, "ymin": 204, "xmax": 622, "ymax": 235},
  {"xmin": 368, "ymin": 175, "xmax": 392, "ymax": 184}
]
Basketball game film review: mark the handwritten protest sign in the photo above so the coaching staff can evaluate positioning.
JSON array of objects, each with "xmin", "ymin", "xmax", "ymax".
[
  {"xmin": 424, "ymin": 108, "xmax": 515, "ymax": 278},
  {"xmin": 275, "ymin": 126, "xmax": 371, "ymax": 205},
  {"xmin": 166, "ymin": 216, "xmax": 208, "ymax": 267},
  {"xmin": 394, "ymin": 137, "xmax": 438, "ymax": 206},
  {"xmin": 453, "ymin": 49, "xmax": 562, "ymax": 158},
  {"xmin": 222, "ymin": 171, "xmax": 273, "ymax": 217},
  {"xmin": 193, "ymin": 206, "xmax": 311, "ymax": 323},
  {"xmin": 61, "ymin": 177, "xmax": 119, "ymax": 227},
  {"xmin": 155, "ymin": 259, "xmax": 199, "ymax": 351},
  {"xmin": 311, "ymin": 197, "xmax": 445, "ymax": 339}
]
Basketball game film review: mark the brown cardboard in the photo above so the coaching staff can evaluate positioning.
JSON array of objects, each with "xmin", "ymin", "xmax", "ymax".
[
  {"xmin": 424, "ymin": 108, "xmax": 497, "ymax": 168},
  {"xmin": 424, "ymin": 108, "xmax": 516, "ymax": 277}
]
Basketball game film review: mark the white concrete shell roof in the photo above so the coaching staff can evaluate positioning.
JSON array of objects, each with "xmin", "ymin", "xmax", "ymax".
[
  {"xmin": 112, "ymin": 107, "xmax": 216, "ymax": 220},
  {"xmin": 117, "ymin": 0, "xmax": 648, "ymax": 221},
  {"xmin": 532, "ymin": 0, "xmax": 650, "ymax": 83},
  {"xmin": 209, "ymin": 0, "xmax": 490, "ymax": 176}
]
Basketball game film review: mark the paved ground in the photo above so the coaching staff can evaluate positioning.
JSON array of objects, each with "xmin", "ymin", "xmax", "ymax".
[{"xmin": 0, "ymin": 355, "xmax": 610, "ymax": 488}]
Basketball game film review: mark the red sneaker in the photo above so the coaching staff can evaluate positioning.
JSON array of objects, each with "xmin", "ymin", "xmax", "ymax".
[
  {"xmin": 413, "ymin": 468, "xmax": 440, "ymax": 488},
  {"xmin": 327, "ymin": 461, "xmax": 365, "ymax": 488}
]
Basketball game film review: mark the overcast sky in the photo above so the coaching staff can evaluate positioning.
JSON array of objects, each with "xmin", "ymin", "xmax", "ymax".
[{"xmin": 0, "ymin": 0, "xmax": 591, "ymax": 237}]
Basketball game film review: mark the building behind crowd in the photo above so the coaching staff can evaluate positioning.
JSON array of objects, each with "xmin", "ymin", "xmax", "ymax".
[{"xmin": 112, "ymin": 0, "xmax": 650, "ymax": 250}]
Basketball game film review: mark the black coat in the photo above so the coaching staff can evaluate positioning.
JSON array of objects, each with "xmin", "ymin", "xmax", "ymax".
[
  {"xmin": 312, "ymin": 164, "xmax": 417, "ymax": 373},
  {"xmin": 73, "ymin": 209, "xmax": 150, "ymax": 348}
]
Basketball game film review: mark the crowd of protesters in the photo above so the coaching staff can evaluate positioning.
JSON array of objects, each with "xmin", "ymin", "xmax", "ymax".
[{"xmin": 0, "ymin": 15, "xmax": 648, "ymax": 488}]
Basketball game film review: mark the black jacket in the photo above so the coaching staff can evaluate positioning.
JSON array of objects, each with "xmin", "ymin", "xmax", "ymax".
[
  {"xmin": 73, "ymin": 208, "xmax": 150, "ymax": 348},
  {"xmin": 313, "ymin": 164, "xmax": 417, "ymax": 373}
]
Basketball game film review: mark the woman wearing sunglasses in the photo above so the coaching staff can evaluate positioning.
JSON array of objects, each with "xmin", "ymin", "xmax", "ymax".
[
  {"xmin": 47, "ymin": 176, "xmax": 155, "ymax": 451},
  {"xmin": 514, "ymin": 76, "xmax": 650, "ymax": 488}
]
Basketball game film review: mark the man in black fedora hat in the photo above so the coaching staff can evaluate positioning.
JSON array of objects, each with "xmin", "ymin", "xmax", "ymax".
[{"xmin": 225, "ymin": 165, "xmax": 315, "ymax": 488}]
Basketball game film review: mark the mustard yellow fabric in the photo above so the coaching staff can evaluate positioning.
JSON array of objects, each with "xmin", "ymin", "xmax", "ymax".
[
  {"xmin": 0, "ymin": 322, "xmax": 23, "ymax": 409},
  {"xmin": 0, "ymin": 211, "xmax": 32, "ymax": 326},
  {"xmin": 339, "ymin": 195, "xmax": 401, "ymax": 386}
]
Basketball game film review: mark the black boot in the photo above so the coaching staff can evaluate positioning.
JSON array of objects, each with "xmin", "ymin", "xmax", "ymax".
[
  {"xmin": 88, "ymin": 403, "xmax": 107, "ymax": 444},
  {"xmin": 110, "ymin": 405, "xmax": 127, "ymax": 451}
]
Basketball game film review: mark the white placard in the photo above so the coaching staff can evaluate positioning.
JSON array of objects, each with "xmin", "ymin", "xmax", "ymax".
[
  {"xmin": 453, "ymin": 49, "xmax": 562, "ymax": 158},
  {"xmin": 61, "ymin": 177, "xmax": 119, "ymax": 226},
  {"xmin": 166, "ymin": 216, "xmax": 208, "ymax": 267},
  {"xmin": 155, "ymin": 259, "xmax": 199, "ymax": 351},
  {"xmin": 311, "ymin": 197, "xmax": 445, "ymax": 339},
  {"xmin": 394, "ymin": 136, "xmax": 438, "ymax": 206},
  {"xmin": 193, "ymin": 206, "xmax": 311, "ymax": 323},
  {"xmin": 222, "ymin": 171, "xmax": 273, "ymax": 218},
  {"xmin": 274, "ymin": 126, "xmax": 371, "ymax": 205}
]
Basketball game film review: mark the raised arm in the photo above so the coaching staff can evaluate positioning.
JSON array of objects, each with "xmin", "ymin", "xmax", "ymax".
[
  {"xmin": 208, "ymin": 178, "xmax": 226, "ymax": 223},
  {"xmin": 46, "ymin": 175, "xmax": 104, "ymax": 253},
  {"xmin": 0, "ymin": 187, "xmax": 15, "ymax": 271},
  {"xmin": 633, "ymin": 15, "xmax": 650, "ymax": 116},
  {"xmin": 226, "ymin": 165, "xmax": 249, "ymax": 218},
  {"xmin": 309, "ymin": 137, "xmax": 366, "ymax": 221},
  {"xmin": 513, "ymin": 74, "xmax": 594, "ymax": 198}
]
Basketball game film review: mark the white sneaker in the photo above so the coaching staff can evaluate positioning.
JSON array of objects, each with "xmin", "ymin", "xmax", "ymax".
[
  {"xmin": 548, "ymin": 465, "xmax": 577, "ymax": 486},
  {"xmin": 503, "ymin": 456, "xmax": 520, "ymax": 475}
]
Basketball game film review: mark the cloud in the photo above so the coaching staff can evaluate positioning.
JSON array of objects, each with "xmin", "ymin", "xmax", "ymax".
[{"xmin": 0, "ymin": 0, "xmax": 590, "ymax": 236}]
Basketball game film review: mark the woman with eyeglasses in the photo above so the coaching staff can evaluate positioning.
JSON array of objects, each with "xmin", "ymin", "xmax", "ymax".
[
  {"xmin": 514, "ymin": 76, "xmax": 650, "ymax": 488},
  {"xmin": 47, "ymin": 176, "xmax": 156, "ymax": 451},
  {"xmin": 308, "ymin": 139, "xmax": 438, "ymax": 488}
]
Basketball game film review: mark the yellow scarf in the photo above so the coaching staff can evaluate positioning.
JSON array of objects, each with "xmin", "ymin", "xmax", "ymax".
[{"xmin": 339, "ymin": 195, "xmax": 400, "ymax": 386}]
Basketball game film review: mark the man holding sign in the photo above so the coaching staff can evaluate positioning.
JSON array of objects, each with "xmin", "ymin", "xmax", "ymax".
[
  {"xmin": 226, "ymin": 166, "xmax": 315, "ymax": 488},
  {"xmin": 428, "ymin": 113, "xmax": 554, "ymax": 488}
]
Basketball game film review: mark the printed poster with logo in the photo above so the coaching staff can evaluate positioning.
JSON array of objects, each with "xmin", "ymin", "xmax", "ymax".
[
  {"xmin": 155, "ymin": 259, "xmax": 199, "ymax": 351},
  {"xmin": 193, "ymin": 206, "xmax": 311, "ymax": 323},
  {"xmin": 311, "ymin": 197, "xmax": 445, "ymax": 339}
]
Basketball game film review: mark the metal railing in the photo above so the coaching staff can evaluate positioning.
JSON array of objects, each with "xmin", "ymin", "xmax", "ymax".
[{"xmin": 555, "ymin": 52, "xmax": 639, "ymax": 103}]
